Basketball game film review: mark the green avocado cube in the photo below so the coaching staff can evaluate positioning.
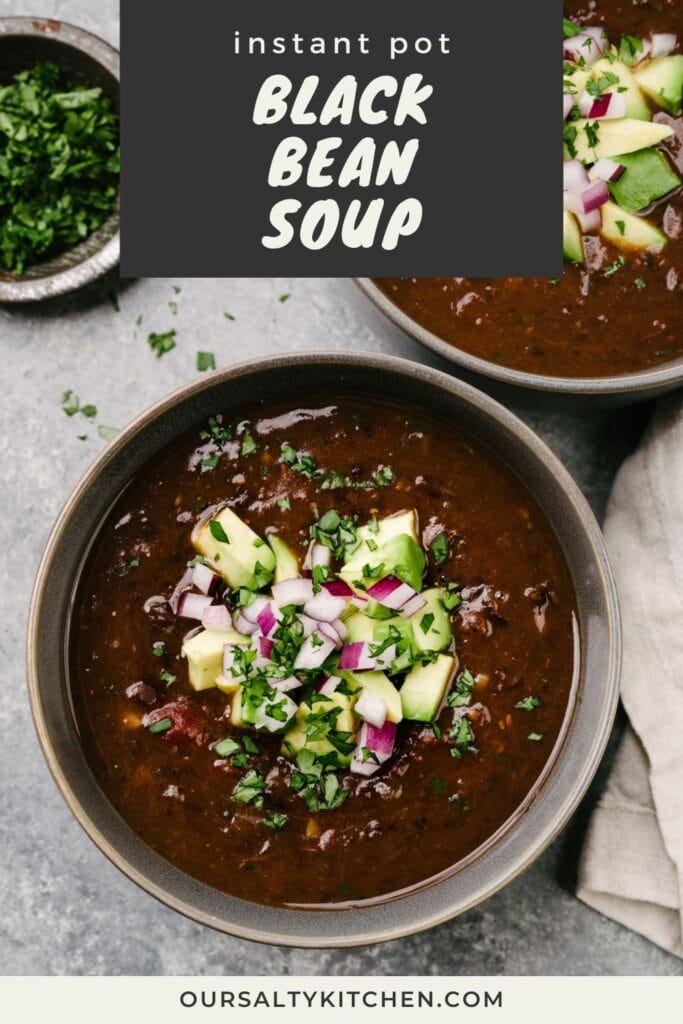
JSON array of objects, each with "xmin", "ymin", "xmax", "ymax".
[
  {"xmin": 400, "ymin": 654, "xmax": 456, "ymax": 723},
  {"xmin": 193, "ymin": 507, "xmax": 275, "ymax": 589},
  {"xmin": 339, "ymin": 533, "xmax": 426, "ymax": 594},
  {"xmin": 608, "ymin": 148, "xmax": 681, "ymax": 213},
  {"xmin": 634, "ymin": 55, "xmax": 683, "ymax": 116},
  {"xmin": 269, "ymin": 534, "xmax": 300, "ymax": 583},
  {"xmin": 410, "ymin": 588, "xmax": 453, "ymax": 653}
]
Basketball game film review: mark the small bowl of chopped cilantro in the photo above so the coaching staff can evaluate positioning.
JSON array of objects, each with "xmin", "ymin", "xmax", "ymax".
[{"xmin": 0, "ymin": 18, "xmax": 119, "ymax": 302}]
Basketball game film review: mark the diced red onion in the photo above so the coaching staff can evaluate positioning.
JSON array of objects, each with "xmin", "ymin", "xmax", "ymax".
[
  {"xmin": 581, "ymin": 179, "xmax": 610, "ymax": 213},
  {"xmin": 273, "ymin": 675, "xmax": 302, "ymax": 693},
  {"xmin": 355, "ymin": 691, "xmax": 388, "ymax": 729},
  {"xmin": 294, "ymin": 633, "xmax": 336, "ymax": 670},
  {"xmin": 350, "ymin": 720, "xmax": 397, "ymax": 775},
  {"xmin": 298, "ymin": 613, "xmax": 318, "ymax": 637},
  {"xmin": 590, "ymin": 158, "xmax": 625, "ymax": 183},
  {"xmin": 350, "ymin": 594, "xmax": 369, "ymax": 610},
  {"xmin": 563, "ymin": 94, "xmax": 574, "ymax": 120},
  {"xmin": 234, "ymin": 610, "xmax": 258, "ymax": 635},
  {"xmin": 253, "ymin": 634, "xmax": 274, "ymax": 661},
  {"xmin": 366, "ymin": 575, "xmax": 417, "ymax": 610},
  {"xmin": 256, "ymin": 601, "xmax": 281, "ymax": 638},
  {"xmin": 564, "ymin": 179, "xmax": 609, "ymax": 215},
  {"xmin": 400, "ymin": 593, "xmax": 428, "ymax": 618},
  {"xmin": 304, "ymin": 591, "xmax": 348, "ymax": 622},
  {"xmin": 338, "ymin": 641, "xmax": 377, "ymax": 672},
  {"xmin": 240, "ymin": 595, "xmax": 270, "ymax": 624},
  {"xmin": 650, "ymin": 33, "xmax": 677, "ymax": 58},
  {"xmin": 331, "ymin": 617, "xmax": 348, "ymax": 642},
  {"xmin": 317, "ymin": 675, "xmax": 341, "ymax": 695},
  {"xmin": 563, "ymin": 159, "xmax": 589, "ymax": 193},
  {"xmin": 361, "ymin": 720, "xmax": 396, "ymax": 763},
  {"xmin": 578, "ymin": 91, "xmax": 626, "ymax": 120},
  {"xmin": 323, "ymin": 580, "xmax": 354, "ymax": 598},
  {"xmin": 201, "ymin": 603, "xmax": 232, "ymax": 631},
  {"xmin": 635, "ymin": 38, "xmax": 652, "ymax": 64},
  {"xmin": 176, "ymin": 592, "xmax": 214, "ymax": 620},
  {"xmin": 303, "ymin": 541, "xmax": 332, "ymax": 572},
  {"xmin": 577, "ymin": 208, "xmax": 602, "ymax": 233},
  {"xmin": 317, "ymin": 621, "xmax": 344, "ymax": 650},
  {"xmin": 169, "ymin": 566, "xmax": 194, "ymax": 613},
  {"xmin": 372, "ymin": 643, "xmax": 397, "ymax": 671},
  {"xmin": 191, "ymin": 563, "xmax": 223, "ymax": 597},
  {"xmin": 563, "ymin": 30, "xmax": 606, "ymax": 66},
  {"xmin": 272, "ymin": 577, "xmax": 314, "ymax": 606}
]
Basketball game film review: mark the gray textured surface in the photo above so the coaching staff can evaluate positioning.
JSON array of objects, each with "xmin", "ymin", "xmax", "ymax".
[{"xmin": 0, "ymin": 0, "xmax": 681, "ymax": 978}]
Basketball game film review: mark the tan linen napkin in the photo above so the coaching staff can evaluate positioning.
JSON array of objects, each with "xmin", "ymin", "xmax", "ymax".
[{"xmin": 577, "ymin": 392, "xmax": 683, "ymax": 959}]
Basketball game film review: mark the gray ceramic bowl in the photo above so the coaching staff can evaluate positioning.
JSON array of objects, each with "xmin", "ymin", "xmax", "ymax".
[
  {"xmin": 356, "ymin": 278, "xmax": 683, "ymax": 404},
  {"xmin": 0, "ymin": 18, "xmax": 119, "ymax": 303},
  {"xmin": 27, "ymin": 352, "xmax": 621, "ymax": 947}
]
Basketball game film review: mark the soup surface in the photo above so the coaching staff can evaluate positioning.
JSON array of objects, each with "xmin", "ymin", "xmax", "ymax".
[
  {"xmin": 376, "ymin": 0, "xmax": 682, "ymax": 379},
  {"xmin": 71, "ymin": 396, "xmax": 576, "ymax": 907}
]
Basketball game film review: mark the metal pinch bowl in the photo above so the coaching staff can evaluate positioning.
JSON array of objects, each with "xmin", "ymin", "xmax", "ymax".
[{"xmin": 0, "ymin": 17, "xmax": 119, "ymax": 303}]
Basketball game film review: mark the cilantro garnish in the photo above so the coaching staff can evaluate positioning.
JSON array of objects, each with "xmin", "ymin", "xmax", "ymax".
[
  {"xmin": 233, "ymin": 770, "xmax": 266, "ymax": 808},
  {"xmin": 263, "ymin": 812, "xmax": 288, "ymax": 830},
  {"xmin": 148, "ymin": 330, "xmax": 177, "ymax": 358},
  {"xmin": 209, "ymin": 520, "xmax": 230, "ymax": 544},
  {"xmin": 117, "ymin": 558, "xmax": 139, "ymax": 576},
  {"xmin": 148, "ymin": 717, "xmax": 172, "ymax": 735},
  {"xmin": 515, "ymin": 696, "xmax": 541, "ymax": 711},
  {"xmin": 0, "ymin": 63, "xmax": 119, "ymax": 274},
  {"xmin": 447, "ymin": 668, "xmax": 476, "ymax": 709},
  {"xmin": 196, "ymin": 351, "xmax": 215, "ymax": 372},
  {"xmin": 430, "ymin": 532, "xmax": 450, "ymax": 565}
]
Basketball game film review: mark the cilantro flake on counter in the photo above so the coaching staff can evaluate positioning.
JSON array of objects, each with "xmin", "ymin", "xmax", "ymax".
[
  {"xmin": 148, "ymin": 329, "xmax": 177, "ymax": 358},
  {"xmin": 196, "ymin": 351, "xmax": 216, "ymax": 372}
]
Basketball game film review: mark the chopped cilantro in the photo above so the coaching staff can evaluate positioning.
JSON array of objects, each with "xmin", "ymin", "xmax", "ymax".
[
  {"xmin": 148, "ymin": 330, "xmax": 177, "ymax": 358},
  {"xmin": 233, "ymin": 770, "xmax": 266, "ymax": 808},
  {"xmin": 117, "ymin": 558, "xmax": 139, "ymax": 576},
  {"xmin": 196, "ymin": 351, "xmax": 215, "ymax": 372},
  {"xmin": 515, "ymin": 696, "xmax": 541, "ymax": 711},
  {"xmin": 0, "ymin": 63, "xmax": 119, "ymax": 274},
  {"xmin": 430, "ymin": 532, "xmax": 450, "ymax": 565},
  {"xmin": 209, "ymin": 520, "xmax": 230, "ymax": 544},
  {"xmin": 528, "ymin": 732, "xmax": 544, "ymax": 742},
  {"xmin": 148, "ymin": 717, "xmax": 172, "ymax": 735},
  {"xmin": 263, "ymin": 812, "xmax": 288, "ymax": 830}
]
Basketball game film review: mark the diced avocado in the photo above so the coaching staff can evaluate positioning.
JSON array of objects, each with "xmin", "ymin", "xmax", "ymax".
[
  {"xmin": 410, "ymin": 588, "xmax": 452, "ymax": 653},
  {"xmin": 230, "ymin": 686, "xmax": 245, "ymax": 727},
  {"xmin": 345, "ymin": 612, "xmax": 377, "ymax": 643},
  {"xmin": 600, "ymin": 200, "xmax": 666, "ymax": 251},
  {"xmin": 338, "ymin": 670, "xmax": 403, "ymax": 723},
  {"xmin": 565, "ymin": 118, "xmax": 673, "ymax": 163},
  {"xmin": 634, "ymin": 55, "xmax": 683, "ymax": 116},
  {"xmin": 364, "ymin": 599, "xmax": 395, "ymax": 620},
  {"xmin": 563, "ymin": 65, "xmax": 591, "ymax": 105},
  {"xmin": 182, "ymin": 627, "xmax": 248, "ymax": 691},
  {"xmin": 400, "ymin": 654, "xmax": 456, "ymax": 722},
  {"xmin": 373, "ymin": 618, "xmax": 413, "ymax": 645},
  {"xmin": 281, "ymin": 691, "xmax": 358, "ymax": 766},
  {"xmin": 563, "ymin": 211, "xmax": 584, "ymax": 265},
  {"xmin": 339, "ymin": 533, "xmax": 426, "ymax": 594},
  {"xmin": 591, "ymin": 58, "xmax": 651, "ymax": 121},
  {"xmin": 608, "ymin": 148, "xmax": 681, "ymax": 212},
  {"xmin": 269, "ymin": 534, "xmax": 300, "ymax": 584},
  {"xmin": 357, "ymin": 509, "xmax": 419, "ymax": 548},
  {"xmin": 192, "ymin": 507, "xmax": 275, "ymax": 590},
  {"xmin": 280, "ymin": 721, "xmax": 352, "ymax": 767}
]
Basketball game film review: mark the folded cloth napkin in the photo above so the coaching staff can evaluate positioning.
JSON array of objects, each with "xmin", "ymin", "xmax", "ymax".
[{"xmin": 578, "ymin": 393, "xmax": 683, "ymax": 959}]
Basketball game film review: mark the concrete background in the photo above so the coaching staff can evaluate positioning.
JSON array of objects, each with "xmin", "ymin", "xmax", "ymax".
[{"xmin": 0, "ymin": 0, "xmax": 680, "ymax": 977}]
